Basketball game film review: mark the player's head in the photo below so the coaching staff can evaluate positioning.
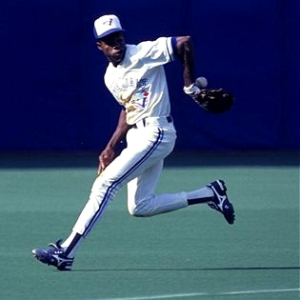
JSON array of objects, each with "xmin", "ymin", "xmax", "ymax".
[{"xmin": 94, "ymin": 14, "xmax": 126, "ymax": 66}]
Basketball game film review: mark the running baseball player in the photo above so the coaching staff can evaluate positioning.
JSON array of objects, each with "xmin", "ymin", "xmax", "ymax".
[{"xmin": 32, "ymin": 14, "xmax": 235, "ymax": 271}]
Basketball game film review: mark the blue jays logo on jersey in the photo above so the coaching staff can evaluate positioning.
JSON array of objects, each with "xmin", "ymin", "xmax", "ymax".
[
  {"xmin": 131, "ymin": 78, "xmax": 149, "ymax": 108},
  {"xmin": 117, "ymin": 77, "xmax": 150, "ymax": 111}
]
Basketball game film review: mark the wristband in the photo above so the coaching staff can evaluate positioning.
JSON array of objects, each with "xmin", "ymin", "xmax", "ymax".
[{"xmin": 183, "ymin": 84, "xmax": 201, "ymax": 97}]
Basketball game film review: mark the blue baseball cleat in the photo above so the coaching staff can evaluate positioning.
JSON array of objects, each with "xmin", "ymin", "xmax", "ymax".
[
  {"xmin": 207, "ymin": 180, "xmax": 235, "ymax": 224},
  {"xmin": 32, "ymin": 239, "xmax": 74, "ymax": 271}
]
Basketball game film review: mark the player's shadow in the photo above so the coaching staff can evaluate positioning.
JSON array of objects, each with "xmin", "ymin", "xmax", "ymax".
[{"xmin": 73, "ymin": 266, "xmax": 300, "ymax": 272}]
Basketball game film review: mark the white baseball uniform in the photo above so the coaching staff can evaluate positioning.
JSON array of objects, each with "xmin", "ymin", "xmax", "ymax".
[
  {"xmin": 72, "ymin": 37, "xmax": 189, "ymax": 237},
  {"xmin": 32, "ymin": 17, "xmax": 228, "ymax": 267}
]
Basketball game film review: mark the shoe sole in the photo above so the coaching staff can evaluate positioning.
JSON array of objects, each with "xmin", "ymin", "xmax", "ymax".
[
  {"xmin": 209, "ymin": 180, "xmax": 235, "ymax": 225},
  {"xmin": 222, "ymin": 200, "xmax": 235, "ymax": 224},
  {"xmin": 32, "ymin": 249, "xmax": 73, "ymax": 271}
]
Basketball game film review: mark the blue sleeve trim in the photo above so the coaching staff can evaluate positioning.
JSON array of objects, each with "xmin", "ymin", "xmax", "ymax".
[{"xmin": 171, "ymin": 37, "xmax": 178, "ymax": 58}]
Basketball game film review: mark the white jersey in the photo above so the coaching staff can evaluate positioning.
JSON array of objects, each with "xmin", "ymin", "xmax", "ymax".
[{"xmin": 104, "ymin": 37, "xmax": 175, "ymax": 125}]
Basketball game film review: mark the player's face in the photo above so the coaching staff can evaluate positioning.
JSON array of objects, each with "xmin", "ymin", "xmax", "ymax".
[{"xmin": 97, "ymin": 32, "xmax": 126, "ymax": 66}]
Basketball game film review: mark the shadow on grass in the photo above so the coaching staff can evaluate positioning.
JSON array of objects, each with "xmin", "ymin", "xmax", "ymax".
[{"xmin": 72, "ymin": 266, "xmax": 300, "ymax": 272}]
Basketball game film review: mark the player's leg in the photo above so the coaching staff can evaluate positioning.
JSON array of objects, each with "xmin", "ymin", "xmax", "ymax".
[{"xmin": 126, "ymin": 161, "xmax": 221, "ymax": 217}]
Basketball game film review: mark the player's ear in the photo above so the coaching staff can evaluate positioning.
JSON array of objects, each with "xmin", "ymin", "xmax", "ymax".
[{"xmin": 96, "ymin": 41, "xmax": 103, "ymax": 51}]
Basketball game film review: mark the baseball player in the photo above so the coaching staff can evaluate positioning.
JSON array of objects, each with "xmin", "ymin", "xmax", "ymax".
[{"xmin": 32, "ymin": 14, "xmax": 235, "ymax": 271}]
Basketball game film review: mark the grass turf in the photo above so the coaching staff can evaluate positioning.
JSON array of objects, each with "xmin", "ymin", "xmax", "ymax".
[{"xmin": 0, "ymin": 152, "xmax": 298, "ymax": 300}]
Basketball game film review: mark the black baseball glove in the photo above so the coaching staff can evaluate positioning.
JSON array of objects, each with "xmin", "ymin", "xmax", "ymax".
[{"xmin": 194, "ymin": 88, "xmax": 234, "ymax": 114}]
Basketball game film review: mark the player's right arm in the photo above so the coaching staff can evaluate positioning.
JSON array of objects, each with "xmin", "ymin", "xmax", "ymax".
[
  {"xmin": 175, "ymin": 36, "xmax": 195, "ymax": 88},
  {"xmin": 98, "ymin": 109, "xmax": 130, "ymax": 174}
]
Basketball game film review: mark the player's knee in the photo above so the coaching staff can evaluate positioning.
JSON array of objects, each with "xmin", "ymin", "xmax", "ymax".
[
  {"xmin": 128, "ymin": 207, "xmax": 144, "ymax": 217},
  {"xmin": 89, "ymin": 175, "xmax": 122, "ymax": 204},
  {"xmin": 128, "ymin": 206, "xmax": 148, "ymax": 217},
  {"xmin": 128, "ymin": 199, "xmax": 153, "ymax": 217}
]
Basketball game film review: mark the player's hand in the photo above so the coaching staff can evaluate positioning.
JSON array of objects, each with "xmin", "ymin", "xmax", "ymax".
[
  {"xmin": 183, "ymin": 77, "xmax": 208, "ymax": 98},
  {"xmin": 98, "ymin": 147, "xmax": 115, "ymax": 175}
]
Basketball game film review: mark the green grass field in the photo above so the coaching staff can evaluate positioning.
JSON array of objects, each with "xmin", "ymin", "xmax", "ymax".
[{"xmin": 0, "ymin": 152, "xmax": 299, "ymax": 300}]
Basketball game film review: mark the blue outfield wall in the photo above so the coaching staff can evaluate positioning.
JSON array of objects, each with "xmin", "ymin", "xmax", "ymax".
[{"xmin": 0, "ymin": 0, "xmax": 299, "ymax": 151}]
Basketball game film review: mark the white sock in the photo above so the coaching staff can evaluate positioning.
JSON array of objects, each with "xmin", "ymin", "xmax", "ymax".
[
  {"xmin": 61, "ymin": 230, "xmax": 77, "ymax": 249},
  {"xmin": 61, "ymin": 231, "xmax": 83, "ymax": 258}
]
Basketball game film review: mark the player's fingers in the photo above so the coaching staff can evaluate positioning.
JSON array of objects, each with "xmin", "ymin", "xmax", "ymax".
[
  {"xmin": 98, "ymin": 153, "xmax": 113, "ymax": 175},
  {"xmin": 98, "ymin": 154, "xmax": 105, "ymax": 174},
  {"xmin": 97, "ymin": 164, "xmax": 101, "ymax": 175},
  {"xmin": 98, "ymin": 160, "xmax": 105, "ymax": 175}
]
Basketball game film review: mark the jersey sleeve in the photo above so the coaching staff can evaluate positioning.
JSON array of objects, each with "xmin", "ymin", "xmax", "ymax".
[{"xmin": 137, "ymin": 37, "xmax": 176, "ymax": 66}]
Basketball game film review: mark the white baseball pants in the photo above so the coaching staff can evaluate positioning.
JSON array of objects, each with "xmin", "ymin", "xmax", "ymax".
[{"xmin": 72, "ymin": 117, "xmax": 188, "ymax": 237}]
